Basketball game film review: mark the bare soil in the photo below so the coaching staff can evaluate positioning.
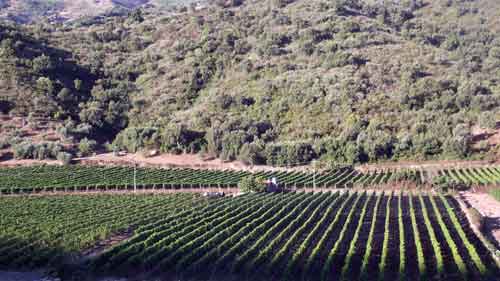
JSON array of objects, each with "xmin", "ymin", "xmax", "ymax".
[
  {"xmin": 448, "ymin": 196, "xmax": 500, "ymax": 278},
  {"xmin": 459, "ymin": 191, "xmax": 500, "ymax": 250},
  {"xmin": 77, "ymin": 152, "xmax": 313, "ymax": 172},
  {"xmin": 471, "ymin": 125, "xmax": 500, "ymax": 149}
]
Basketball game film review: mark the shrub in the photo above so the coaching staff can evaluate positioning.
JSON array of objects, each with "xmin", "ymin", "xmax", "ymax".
[
  {"xmin": 12, "ymin": 141, "xmax": 63, "ymax": 160},
  {"xmin": 13, "ymin": 142, "xmax": 35, "ymax": 159},
  {"xmin": 432, "ymin": 176, "xmax": 469, "ymax": 192},
  {"xmin": 78, "ymin": 138, "xmax": 97, "ymax": 157},
  {"xmin": 57, "ymin": 120, "xmax": 92, "ymax": 141},
  {"xmin": 220, "ymin": 131, "xmax": 247, "ymax": 161},
  {"xmin": 390, "ymin": 170, "xmax": 420, "ymax": 184},
  {"xmin": 265, "ymin": 141, "xmax": 316, "ymax": 166},
  {"xmin": 160, "ymin": 124, "xmax": 205, "ymax": 154},
  {"xmin": 238, "ymin": 175, "xmax": 266, "ymax": 193},
  {"xmin": 57, "ymin": 152, "xmax": 73, "ymax": 165},
  {"xmin": 113, "ymin": 127, "xmax": 159, "ymax": 153},
  {"xmin": 238, "ymin": 142, "xmax": 265, "ymax": 165},
  {"xmin": 478, "ymin": 111, "xmax": 497, "ymax": 130}
]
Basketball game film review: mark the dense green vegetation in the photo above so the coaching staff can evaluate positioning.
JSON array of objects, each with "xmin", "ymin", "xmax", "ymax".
[
  {"xmin": 0, "ymin": 192, "xmax": 496, "ymax": 280},
  {"xmin": 0, "ymin": 193, "xmax": 200, "ymax": 268},
  {"xmin": 0, "ymin": 165, "xmax": 499, "ymax": 194},
  {"xmin": 437, "ymin": 167, "xmax": 500, "ymax": 186},
  {"xmin": 1, "ymin": 0, "xmax": 499, "ymax": 165},
  {"xmin": 0, "ymin": 165, "xmax": 395, "ymax": 193}
]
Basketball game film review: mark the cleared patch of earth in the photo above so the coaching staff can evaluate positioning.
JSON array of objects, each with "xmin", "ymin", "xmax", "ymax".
[
  {"xmin": 77, "ymin": 152, "xmax": 312, "ymax": 172},
  {"xmin": 471, "ymin": 124, "xmax": 500, "ymax": 148},
  {"xmin": 460, "ymin": 191, "xmax": 500, "ymax": 250}
]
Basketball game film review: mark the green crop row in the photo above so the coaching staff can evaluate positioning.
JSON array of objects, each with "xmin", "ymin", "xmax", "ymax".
[{"xmin": 0, "ymin": 192, "xmax": 497, "ymax": 280}]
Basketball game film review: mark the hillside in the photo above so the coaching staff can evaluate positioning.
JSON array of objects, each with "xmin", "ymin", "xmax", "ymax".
[
  {"xmin": 0, "ymin": 0, "xmax": 200, "ymax": 23},
  {"xmin": 0, "ymin": 0, "xmax": 499, "ymax": 167}
]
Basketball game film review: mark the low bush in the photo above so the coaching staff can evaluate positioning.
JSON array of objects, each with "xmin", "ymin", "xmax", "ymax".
[
  {"xmin": 12, "ymin": 141, "xmax": 63, "ymax": 160},
  {"xmin": 78, "ymin": 138, "xmax": 97, "ymax": 157},
  {"xmin": 238, "ymin": 175, "xmax": 267, "ymax": 193},
  {"xmin": 57, "ymin": 152, "xmax": 73, "ymax": 165},
  {"xmin": 432, "ymin": 176, "xmax": 469, "ymax": 192}
]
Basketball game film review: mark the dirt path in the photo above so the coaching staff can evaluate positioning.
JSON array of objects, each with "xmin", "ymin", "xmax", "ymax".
[
  {"xmin": 460, "ymin": 192, "xmax": 500, "ymax": 250},
  {"xmin": 0, "ymin": 151, "xmax": 312, "ymax": 172},
  {"xmin": 78, "ymin": 152, "xmax": 312, "ymax": 172}
]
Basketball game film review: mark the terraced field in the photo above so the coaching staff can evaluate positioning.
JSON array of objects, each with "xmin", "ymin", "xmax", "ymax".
[
  {"xmin": 438, "ymin": 167, "xmax": 500, "ymax": 186},
  {"xmin": 1, "ymin": 165, "xmax": 500, "ymax": 195},
  {"xmin": 0, "ymin": 192, "xmax": 497, "ymax": 281},
  {"xmin": 0, "ymin": 165, "xmax": 392, "ymax": 193}
]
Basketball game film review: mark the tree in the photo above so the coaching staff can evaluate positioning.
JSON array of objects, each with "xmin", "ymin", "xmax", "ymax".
[
  {"xmin": 205, "ymin": 126, "xmax": 223, "ymax": 157},
  {"xmin": 34, "ymin": 77, "xmax": 58, "ymax": 116},
  {"xmin": 238, "ymin": 175, "xmax": 266, "ymax": 193},
  {"xmin": 113, "ymin": 127, "xmax": 159, "ymax": 153},
  {"xmin": 238, "ymin": 142, "xmax": 265, "ymax": 165},
  {"xmin": 160, "ymin": 124, "xmax": 204, "ymax": 154},
  {"xmin": 129, "ymin": 9, "xmax": 144, "ymax": 23},
  {"xmin": 478, "ymin": 111, "xmax": 497, "ymax": 130},
  {"xmin": 32, "ymin": 55, "xmax": 53, "ymax": 74},
  {"xmin": 78, "ymin": 138, "xmax": 97, "ymax": 157},
  {"xmin": 57, "ymin": 152, "xmax": 73, "ymax": 165}
]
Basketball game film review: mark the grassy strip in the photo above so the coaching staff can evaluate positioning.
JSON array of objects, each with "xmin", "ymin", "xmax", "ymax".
[
  {"xmin": 359, "ymin": 192, "xmax": 383, "ymax": 281},
  {"xmin": 340, "ymin": 192, "xmax": 375, "ymax": 280},
  {"xmin": 398, "ymin": 193, "xmax": 406, "ymax": 281},
  {"xmin": 377, "ymin": 192, "xmax": 392, "ymax": 281},
  {"xmin": 428, "ymin": 196, "xmax": 467, "ymax": 280},
  {"xmin": 321, "ymin": 192, "xmax": 368, "ymax": 280},
  {"xmin": 409, "ymin": 193, "xmax": 426, "ymax": 281},
  {"xmin": 283, "ymin": 193, "xmax": 344, "ymax": 279},
  {"xmin": 301, "ymin": 192, "xmax": 357, "ymax": 280},
  {"xmin": 439, "ymin": 195, "xmax": 488, "ymax": 276},
  {"xmin": 418, "ymin": 194, "xmax": 443, "ymax": 277}
]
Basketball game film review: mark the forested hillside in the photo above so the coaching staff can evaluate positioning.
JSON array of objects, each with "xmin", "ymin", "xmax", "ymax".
[{"xmin": 0, "ymin": 0, "xmax": 499, "ymax": 166}]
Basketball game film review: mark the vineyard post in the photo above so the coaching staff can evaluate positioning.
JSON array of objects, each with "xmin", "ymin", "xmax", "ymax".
[{"xmin": 313, "ymin": 160, "xmax": 317, "ymax": 191}]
